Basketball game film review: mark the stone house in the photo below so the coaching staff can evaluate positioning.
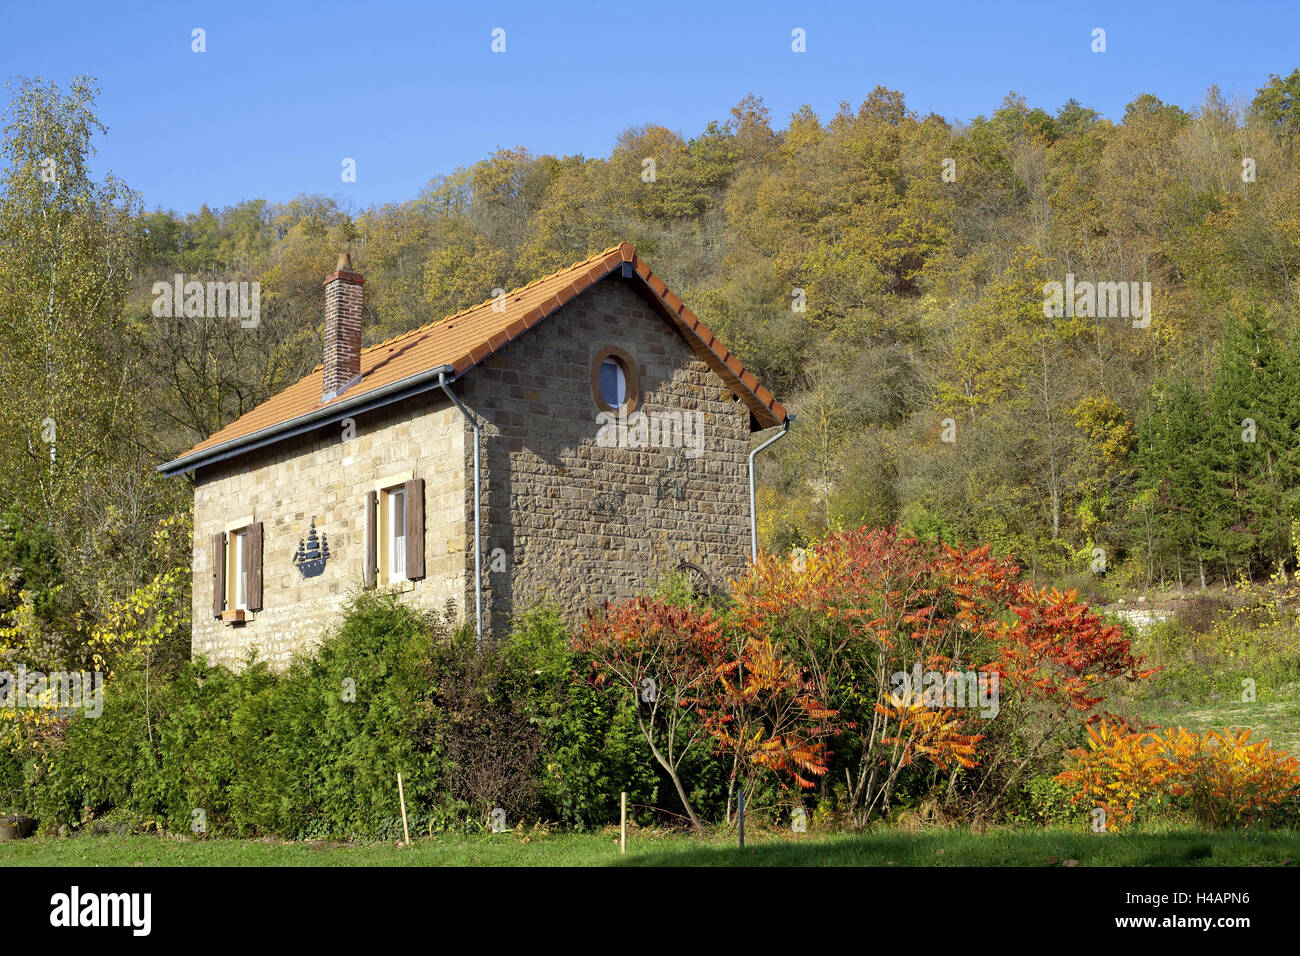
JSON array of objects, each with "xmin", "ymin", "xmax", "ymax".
[{"xmin": 160, "ymin": 243, "xmax": 789, "ymax": 669}]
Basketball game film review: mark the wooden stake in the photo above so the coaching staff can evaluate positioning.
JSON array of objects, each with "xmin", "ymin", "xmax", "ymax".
[
  {"xmin": 620, "ymin": 791, "xmax": 627, "ymax": 854},
  {"xmin": 397, "ymin": 771, "xmax": 411, "ymax": 846}
]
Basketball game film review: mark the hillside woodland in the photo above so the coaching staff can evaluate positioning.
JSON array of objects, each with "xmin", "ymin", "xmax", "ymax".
[{"xmin": 2, "ymin": 74, "xmax": 1300, "ymax": 835}]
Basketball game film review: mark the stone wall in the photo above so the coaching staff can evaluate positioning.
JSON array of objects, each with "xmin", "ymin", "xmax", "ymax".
[
  {"xmin": 464, "ymin": 274, "xmax": 754, "ymax": 633},
  {"xmin": 190, "ymin": 391, "xmax": 467, "ymax": 669}
]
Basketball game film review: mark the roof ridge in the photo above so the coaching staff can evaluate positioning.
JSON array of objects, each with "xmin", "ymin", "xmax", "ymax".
[{"xmin": 354, "ymin": 242, "xmax": 624, "ymax": 360}]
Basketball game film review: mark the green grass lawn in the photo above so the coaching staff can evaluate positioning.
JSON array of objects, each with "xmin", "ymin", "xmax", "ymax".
[{"xmin": 2, "ymin": 826, "xmax": 1297, "ymax": 867}]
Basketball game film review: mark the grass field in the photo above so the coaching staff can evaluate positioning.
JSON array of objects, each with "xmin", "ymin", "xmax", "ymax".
[
  {"xmin": 2, "ymin": 826, "xmax": 1297, "ymax": 867},
  {"xmin": 1134, "ymin": 697, "xmax": 1300, "ymax": 757}
]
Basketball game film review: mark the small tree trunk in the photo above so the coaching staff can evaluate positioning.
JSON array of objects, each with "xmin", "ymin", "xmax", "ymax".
[
  {"xmin": 664, "ymin": 763, "xmax": 704, "ymax": 832},
  {"xmin": 643, "ymin": 730, "xmax": 705, "ymax": 832}
]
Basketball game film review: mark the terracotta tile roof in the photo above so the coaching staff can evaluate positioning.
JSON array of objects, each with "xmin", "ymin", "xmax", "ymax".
[{"xmin": 161, "ymin": 242, "xmax": 787, "ymax": 474}]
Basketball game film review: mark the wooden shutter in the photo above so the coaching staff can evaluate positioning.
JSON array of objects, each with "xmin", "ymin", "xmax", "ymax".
[
  {"xmin": 404, "ymin": 478, "xmax": 425, "ymax": 580},
  {"xmin": 212, "ymin": 532, "xmax": 226, "ymax": 618},
  {"xmin": 363, "ymin": 491, "xmax": 377, "ymax": 588},
  {"xmin": 246, "ymin": 522, "xmax": 263, "ymax": 611}
]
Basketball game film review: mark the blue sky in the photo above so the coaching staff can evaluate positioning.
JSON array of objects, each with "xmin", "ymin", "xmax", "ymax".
[{"xmin": 2, "ymin": 0, "xmax": 1297, "ymax": 214}]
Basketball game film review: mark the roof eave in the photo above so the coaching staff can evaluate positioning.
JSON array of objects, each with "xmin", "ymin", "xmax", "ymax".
[{"xmin": 157, "ymin": 365, "xmax": 463, "ymax": 477}]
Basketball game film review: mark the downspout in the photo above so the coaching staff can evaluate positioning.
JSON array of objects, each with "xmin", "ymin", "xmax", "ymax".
[
  {"xmin": 749, "ymin": 417, "xmax": 791, "ymax": 562},
  {"xmin": 435, "ymin": 367, "xmax": 482, "ymax": 644}
]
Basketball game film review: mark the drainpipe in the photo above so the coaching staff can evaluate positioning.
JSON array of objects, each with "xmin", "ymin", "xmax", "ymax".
[
  {"xmin": 749, "ymin": 417, "xmax": 791, "ymax": 562},
  {"xmin": 435, "ymin": 367, "xmax": 482, "ymax": 644}
]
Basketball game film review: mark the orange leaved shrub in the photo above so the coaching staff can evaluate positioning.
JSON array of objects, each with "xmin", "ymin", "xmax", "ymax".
[
  {"xmin": 1056, "ymin": 722, "xmax": 1300, "ymax": 829},
  {"xmin": 730, "ymin": 527, "xmax": 1156, "ymax": 824},
  {"xmin": 574, "ymin": 597, "xmax": 836, "ymax": 830}
]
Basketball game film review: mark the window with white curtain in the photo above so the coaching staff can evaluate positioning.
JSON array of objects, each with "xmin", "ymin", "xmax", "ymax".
[
  {"xmin": 387, "ymin": 487, "xmax": 406, "ymax": 584},
  {"xmin": 230, "ymin": 528, "xmax": 248, "ymax": 610}
]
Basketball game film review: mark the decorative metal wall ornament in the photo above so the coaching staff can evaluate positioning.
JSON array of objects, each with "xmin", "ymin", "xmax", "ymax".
[
  {"xmin": 653, "ymin": 474, "xmax": 686, "ymax": 501},
  {"xmin": 591, "ymin": 490, "xmax": 626, "ymax": 516},
  {"xmin": 292, "ymin": 518, "xmax": 330, "ymax": 578},
  {"xmin": 653, "ymin": 454, "xmax": 688, "ymax": 501}
]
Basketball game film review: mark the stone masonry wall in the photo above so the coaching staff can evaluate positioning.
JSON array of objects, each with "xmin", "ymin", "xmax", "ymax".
[
  {"xmin": 463, "ymin": 274, "xmax": 754, "ymax": 633},
  {"xmin": 191, "ymin": 391, "xmax": 467, "ymax": 669}
]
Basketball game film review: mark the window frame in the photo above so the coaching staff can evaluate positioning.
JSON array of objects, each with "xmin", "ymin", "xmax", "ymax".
[
  {"xmin": 591, "ymin": 345, "xmax": 639, "ymax": 415},
  {"xmin": 230, "ymin": 528, "xmax": 248, "ymax": 611},
  {"xmin": 217, "ymin": 515, "xmax": 259, "ymax": 621},
  {"xmin": 365, "ymin": 473, "xmax": 424, "ymax": 589},
  {"xmin": 386, "ymin": 486, "xmax": 406, "ymax": 585},
  {"xmin": 372, "ymin": 474, "xmax": 412, "ymax": 586},
  {"xmin": 599, "ymin": 357, "xmax": 626, "ymax": 409}
]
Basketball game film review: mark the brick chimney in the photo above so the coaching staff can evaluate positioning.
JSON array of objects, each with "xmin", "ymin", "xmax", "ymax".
[{"xmin": 322, "ymin": 252, "xmax": 364, "ymax": 401}]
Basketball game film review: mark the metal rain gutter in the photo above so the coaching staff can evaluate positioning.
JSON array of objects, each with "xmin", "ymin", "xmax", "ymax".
[
  {"xmin": 435, "ymin": 365, "xmax": 483, "ymax": 644},
  {"xmin": 156, "ymin": 365, "xmax": 457, "ymax": 477},
  {"xmin": 748, "ymin": 417, "xmax": 791, "ymax": 562}
]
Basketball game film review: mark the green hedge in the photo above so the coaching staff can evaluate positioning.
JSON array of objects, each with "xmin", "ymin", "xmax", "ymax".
[{"xmin": 2, "ymin": 592, "xmax": 709, "ymax": 839}]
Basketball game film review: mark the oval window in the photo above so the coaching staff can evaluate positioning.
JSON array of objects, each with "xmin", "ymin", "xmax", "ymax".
[
  {"xmin": 599, "ymin": 358, "xmax": 626, "ymax": 409},
  {"xmin": 591, "ymin": 346, "xmax": 639, "ymax": 414}
]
